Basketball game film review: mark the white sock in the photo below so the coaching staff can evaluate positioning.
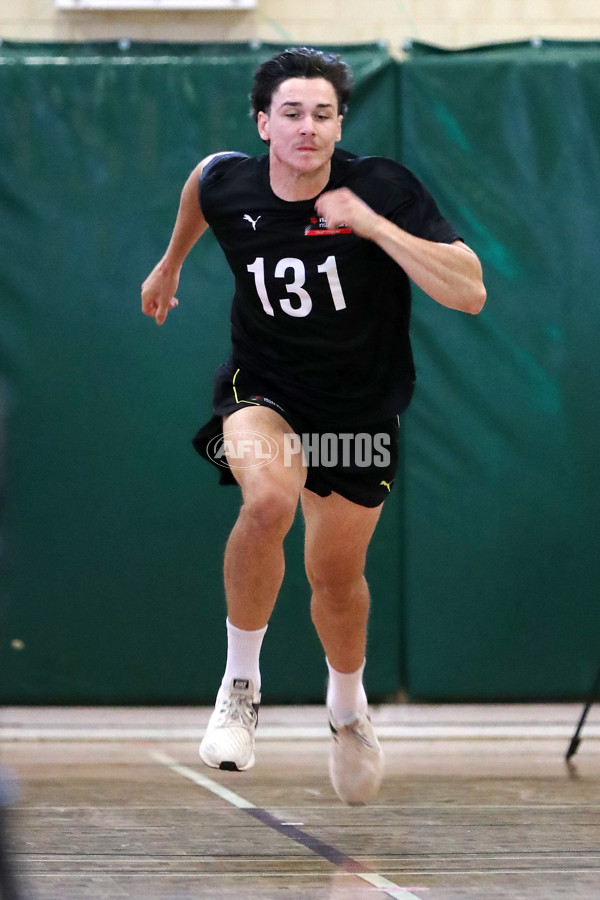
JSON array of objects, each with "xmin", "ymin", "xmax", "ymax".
[
  {"xmin": 221, "ymin": 618, "xmax": 268, "ymax": 694},
  {"xmin": 326, "ymin": 657, "xmax": 368, "ymax": 725}
]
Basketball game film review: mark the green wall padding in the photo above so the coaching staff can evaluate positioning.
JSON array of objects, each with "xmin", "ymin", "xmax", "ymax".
[
  {"xmin": 400, "ymin": 43, "xmax": 600, "ymax": 697},
  {"xmin": 1, "ymin": 40, "xmax": 598, "ymax": 703}
]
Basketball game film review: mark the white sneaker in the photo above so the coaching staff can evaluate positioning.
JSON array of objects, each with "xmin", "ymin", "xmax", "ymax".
[
  {"xmin": 328, "ymin": 711, "xmax": 384, "ymax": 805},
  {"xmin": 199, "ymin": 678, "xmax": 260, "ymax": 771}
]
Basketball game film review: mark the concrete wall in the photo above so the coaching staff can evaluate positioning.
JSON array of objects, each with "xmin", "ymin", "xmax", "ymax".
[{"xmin": 3, "ymin": 0, "xmax": 600, "ymax": 48}]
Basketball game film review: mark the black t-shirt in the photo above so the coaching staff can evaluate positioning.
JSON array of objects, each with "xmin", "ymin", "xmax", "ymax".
[{"xmin": 199, "ymin": 148, "xmax": 460, "ymax": 424}]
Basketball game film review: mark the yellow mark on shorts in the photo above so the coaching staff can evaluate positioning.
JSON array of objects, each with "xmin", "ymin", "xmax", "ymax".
[
  {"xmin": 232, "ymin": 368, "xmax": 260, "ymax": 406},
  {"xmin": 232, "ymin": 368, "xmax": 241, "ymax": 404},
  {"xmin": 380, "ymin": 479, "xmax": 394, "ymax": 492}
]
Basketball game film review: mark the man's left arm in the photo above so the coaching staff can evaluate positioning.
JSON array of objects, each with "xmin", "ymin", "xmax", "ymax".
[{"xmin": 315, "ymin": 187, "xmax": 486, "ymax": 315}]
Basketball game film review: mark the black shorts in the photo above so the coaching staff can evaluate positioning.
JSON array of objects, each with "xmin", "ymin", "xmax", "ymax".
[{"xmin": 192, "ymin": 361, "xmax": 400, "ymax": 508}]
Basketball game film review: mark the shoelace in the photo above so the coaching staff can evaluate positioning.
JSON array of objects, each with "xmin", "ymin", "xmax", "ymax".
[
  {"xmin": 349, "ymin": 721, "xmax": 376, "ymax": 750},
  {"xmin": 216, "ymin": 693, "xmax": 257, "ymax": 728},
  {"xmin": 332, "ymin": 718, "xmax": 377, "ymax": 751}
]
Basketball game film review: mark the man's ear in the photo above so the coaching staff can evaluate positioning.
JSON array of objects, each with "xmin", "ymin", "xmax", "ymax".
[
  {"xmin": 257, "ymin": 110, "xmax": 270, "ymax": 142},
  {"xmin": 336, "ymin": 115, "xmax": 343, "ymax": 143}
]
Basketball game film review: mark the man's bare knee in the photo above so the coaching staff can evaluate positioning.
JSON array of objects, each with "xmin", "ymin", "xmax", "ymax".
[
  {"xmin": 309, "ymin": 573, "xmax": 366, "ymax": 606},
  {"xmin": 239, "ymin": 483, "xmax": 299, "ymax": 536}
]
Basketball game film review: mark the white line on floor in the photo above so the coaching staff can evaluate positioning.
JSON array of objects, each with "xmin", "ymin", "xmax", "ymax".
[
  {"xmin": 15, "ymin": 803, "xmax": 600, "ymax": 811},
  {"xmin": 23, "ymin": 868, "xmax": 600, "ymax": 878},
  {"xmin": 4, "ymin": 724, "xmax": 600, "ymax": 740},
  {"xmin": 359, "ymin": 872, "xmax": 427, "ymax": 897},
  {"xmin": 150, "ymin": 750, "xmax": 255, "ymax": 808}
]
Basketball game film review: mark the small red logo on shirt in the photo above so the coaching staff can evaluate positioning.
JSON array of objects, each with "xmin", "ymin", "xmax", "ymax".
[{"xmin": 305, "ymin": 215, "xmax": 352, "ymax": 236}]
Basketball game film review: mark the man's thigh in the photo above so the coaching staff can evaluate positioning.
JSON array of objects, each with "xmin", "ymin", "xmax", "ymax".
[{"xmin": 223, "ymin": 405, "xmax": 307, "ymax": 499}]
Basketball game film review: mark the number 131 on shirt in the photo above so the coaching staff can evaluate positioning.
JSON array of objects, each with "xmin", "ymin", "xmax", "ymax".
[{"xmin": 247, "ymin": 255, "xmax": 347, "ymax": 318}]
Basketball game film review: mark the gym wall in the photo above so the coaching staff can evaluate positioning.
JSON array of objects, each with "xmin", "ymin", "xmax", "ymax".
[
  {"xmin": 400, "ymin": 41, "xmax": 600, "ymax": 698},
  {"xmin": 3, "ymin": 0, "xmax": 600, "ymax": 48},
  {"xmin": 0, "ymin": 40, "xmax": 598, "ymax": 702}
]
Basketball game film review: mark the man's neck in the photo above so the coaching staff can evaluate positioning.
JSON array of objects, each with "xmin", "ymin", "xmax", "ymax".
[{"xmin": 268, "ymin": 155, "xmax": 332, "ymax": 202}]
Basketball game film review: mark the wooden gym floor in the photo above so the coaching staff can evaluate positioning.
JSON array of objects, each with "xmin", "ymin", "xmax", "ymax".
[{"xmin": 1, "ymin": 704, "xmax": 599, "ymax": 899}]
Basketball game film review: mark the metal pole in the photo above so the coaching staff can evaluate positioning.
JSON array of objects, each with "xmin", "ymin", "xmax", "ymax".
[{"xmin": 565, "ymin": 658, "xmax": 600, "ymax": 761}]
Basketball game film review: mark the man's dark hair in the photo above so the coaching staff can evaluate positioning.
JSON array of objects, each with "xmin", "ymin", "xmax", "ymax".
[{"xmin": 250, "ymin": 47, "xmax": 353, "ymax": 120}]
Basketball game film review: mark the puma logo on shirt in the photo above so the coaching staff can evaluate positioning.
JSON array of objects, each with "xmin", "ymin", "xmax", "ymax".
[{"xmin": 243, "ymin": 214, "xmax": 261, "ymax": 230}]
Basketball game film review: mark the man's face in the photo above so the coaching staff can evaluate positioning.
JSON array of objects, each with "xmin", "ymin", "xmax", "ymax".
[{"xmin": 257, "ymin": 77, "xmax": 343, "ymax": 175}]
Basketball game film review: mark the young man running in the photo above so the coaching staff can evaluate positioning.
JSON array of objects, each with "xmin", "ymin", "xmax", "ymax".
[{"xmin": 142, "ymin": 47, "xmax": 486, "ymax": 805}]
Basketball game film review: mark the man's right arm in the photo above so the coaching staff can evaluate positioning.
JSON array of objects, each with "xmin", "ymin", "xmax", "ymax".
[{"xmin": 141, "ymin": 154, "xmax": 221, "ymax": 326}]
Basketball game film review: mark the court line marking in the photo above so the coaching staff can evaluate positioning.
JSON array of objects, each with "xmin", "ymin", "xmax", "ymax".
[
  {"xmin": 15, "ymin": 803, "xmax": 600, "ymax": 811},
  {"xmin": 150, "ymin": 750, "xmax": 423, "ymax": 900},
  {"xmin": 5, "ymin": 724, "xmax": 600, "ymax": 740},
  {"xmin": 21, "ymin": 852, "xmax": 600, "ymax": 864},
  {"xmin": 23, "ymin": 868, "xmax": 600, "ymax": 878},
  {"xmin": 151, "ymin": 751, "xmax": 255, "ymax": 808}
]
